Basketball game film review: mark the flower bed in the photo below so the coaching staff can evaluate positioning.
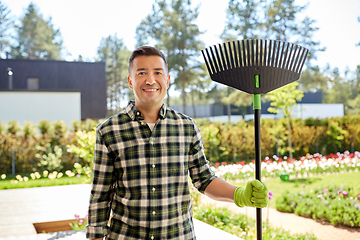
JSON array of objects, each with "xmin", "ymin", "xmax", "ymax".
[
  {"xmin": 276, "ymin": 185, "xmax": 360, "ymax": 228},
  {"xmin": 211, "ymin": 151, "xmax": 360, "ymax": 181},
  {"xmin": 194, "ymin": 206, "xmax": 318, "ymax": 240}
]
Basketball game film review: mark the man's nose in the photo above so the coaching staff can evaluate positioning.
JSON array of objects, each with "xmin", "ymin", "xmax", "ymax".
[{"xmin": 146, "ymin": 74, "xmax": 156, "ymax": 85}]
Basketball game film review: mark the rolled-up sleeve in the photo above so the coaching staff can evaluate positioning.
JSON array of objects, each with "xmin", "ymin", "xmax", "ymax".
[
  {"xmin": 85, "ymin": 125, "xmax": 114, "ymax": 239},
  {"xmin": 188, "ymin": 120, "xmax": 217, "ymax": 193}
]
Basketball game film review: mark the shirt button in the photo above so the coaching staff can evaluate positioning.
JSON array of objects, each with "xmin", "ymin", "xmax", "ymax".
[
  {"xmin": 152, "ymin": 211, "xmax": 156, "ymax": 215},
  {"xmin": 152, "ymin": 164, "xmax": 155, "ymax": 168},
  {"xmin": 137, "ymin": 112, "xmax": 140, "ymax": 115},
  {"xmin": 152, "ymin": 187, "xmax": 156, "ymax": 192},
  {"xmin": 151, "ymin": 236, "xmax": 154, "ymax": 240}
]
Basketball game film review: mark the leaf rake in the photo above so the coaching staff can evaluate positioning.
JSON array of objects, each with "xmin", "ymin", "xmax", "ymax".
[{"xmin": 201, "ymin": 39, "xmax": 309, "ymax": 240}]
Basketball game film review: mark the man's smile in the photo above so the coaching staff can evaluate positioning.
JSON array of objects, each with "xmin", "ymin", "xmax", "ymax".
[{"xmin": 143, "ymin": 88, "xmax": 159, "ymax": 92}]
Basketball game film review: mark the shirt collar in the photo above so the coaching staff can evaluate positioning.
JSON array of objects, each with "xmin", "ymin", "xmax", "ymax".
[{"xmin": 126, "ymin": 101, "xmax": 167, "ymax": 120}]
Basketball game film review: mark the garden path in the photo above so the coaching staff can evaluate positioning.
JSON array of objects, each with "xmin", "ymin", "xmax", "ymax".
[
  {"xmin": 201, "ymin": 195, "xmax": 360, "ymax": 240},
  {"xmin": 0, "ymin": 184, "xmax": 242, "ymax": 240}
]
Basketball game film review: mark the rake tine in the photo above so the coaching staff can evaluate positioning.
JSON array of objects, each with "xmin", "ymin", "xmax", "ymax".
[
  {"xmin": 285, "ymin": 43, "xmax": 294, "ymax": 70},
  {"xmin": 246, "ymin": 40, "xmax": 251, "ymax": 67},
  {"xmin": 259, "ymin": 39, "xmax": 263, "ymax": 66},
  {"xmin": 275, "ymin": 41, "xmax": 281, "ymax": 68},
  {"xmin": 213, "ymin": 45, "xmax": 222, "ymax": 72},
  {"xmin": 233, "ymin": 41, "xmax": 239, "ymax": 68},
  {"xmin": 209, "ymin": 47, "xmax": 219, "ymax": 73},
  {"xmin": 296, "ymin": 48, "xmax": 309, "ymax": 74},
  {"xmin": 238, "ymin": 41, "xmax": 244, "ymax": 67},
  {"xmin": 201, "ymin": 50, "xmax": 213, "ymax": 75},
  {"xmin": 288, "ymin": 44, "xmax": 299, "ymax": 72},
  {"xmin": 223, "ymin": 42, "xmax": 232, "ymax": 69},
  {"xmin": 205, "ymin": 48, "xmax": 216, "ymax": 74},
  {"xmin": 241, "ymin": 40, "xmax": 247, "ymax": 67},
  {"xmin": 271, "ymin": 40, "xmax": 276, "ymax": 67},
  {"xmin": 250, "ymin": 39, "xmax": 254, "ymax": 66},
  {"xmin": 228, "ymin": 41, "xmax": 234, "ymax": 69},
  {"xmin": 278, "ymin": 41, "xmax": 286, "ymax": 69},
  {"xmin": 267, "ymin": 40, "xmax": 272, "ymax": 67},
  {"xmin": 281, "ymin": 42, "xmax": 290, "ymax": 69},
  {"xmin": 255, "ymin": 39, "xmax": 259, "ymax": 66},
  {"xmin": 263, "ymin": 40, "xmax": 267, "ymax": 66},
  {"xmin": 291, "ymin": 46, "xmax": 302, "ymax": 72},
  {"xmin": 218, "ymin": 43, "xmax": 228, "ymax": 71}
]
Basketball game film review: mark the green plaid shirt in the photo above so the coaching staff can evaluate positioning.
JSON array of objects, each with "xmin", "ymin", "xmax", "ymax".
[{"xmin": 85, "ymin": 101, "xmax": 216, "ymax": 240}]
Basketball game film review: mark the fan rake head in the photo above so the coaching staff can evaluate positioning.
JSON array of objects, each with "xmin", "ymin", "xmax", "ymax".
[{"xmin": 201, "ymin": 39, "xmax": 309, "ymax": 94}]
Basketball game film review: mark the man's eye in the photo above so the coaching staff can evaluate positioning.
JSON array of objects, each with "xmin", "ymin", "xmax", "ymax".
[
  {"xmin": 155, "ymin": 72, "xmax": 162, "ymax": 75},
  {"xmin": 138, "ymin": 72, "xmax": 146, "ymax": 76}
]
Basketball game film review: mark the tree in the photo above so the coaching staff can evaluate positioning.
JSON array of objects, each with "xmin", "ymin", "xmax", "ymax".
[
  {"xmin": 12, "ymin": 3, "xmax": 63, "ymax": 60},
  {"xmin": 135, "ymin": 0, "xmax": 205, "ymax": 114},
  {"xmin": 0, "ymin": 1, "xmax": 12, "ymax": 58},
  {"xmin": 357, "ymin": 16, "xmax": 360, "ymax": 47},
  {"xmin": 264, "ymin": 82, "xmax": 304, "ymax": 160},
  {"xmin": 97, "ymin": 34, "xmax": 131, "ymax": 117},
  {"xmin": 222, "ymin": 89, "xmax": 253, "ymax": 120},
  {"xmin": 220, "ymin": 0, "xmax": 262, "ymax": 117},
  {"xmin": 221, "ymin": 0, "xmax": 262, "ymax": 42},
  {"xmin": 263, "ymin": 0, "xmax": 324, "ymax": 64}
]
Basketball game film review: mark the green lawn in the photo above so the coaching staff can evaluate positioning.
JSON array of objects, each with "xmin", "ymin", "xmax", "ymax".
[
  {"xmin": 230, "ymin": 171, "xmax": 360, "ymax": 208},
  {"xmin": 0, "ymin": 176, "xmax": 88, "ymax": 190}
]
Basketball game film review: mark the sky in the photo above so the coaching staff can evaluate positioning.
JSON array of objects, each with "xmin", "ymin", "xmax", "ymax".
[{"xmin": 3, "ymin": 0, "xmax": 360, "ymax": 72}]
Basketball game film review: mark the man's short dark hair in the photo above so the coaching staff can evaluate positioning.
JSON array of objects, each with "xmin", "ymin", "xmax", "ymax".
[{"xmin": 128, "ymin": 46, "xmax": 168, "ymax": 74}]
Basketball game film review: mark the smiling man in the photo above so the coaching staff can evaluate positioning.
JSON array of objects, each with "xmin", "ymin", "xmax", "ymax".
[{"xmin": 85, "ymin": 46, "xmax": 269, "ymax": 240}]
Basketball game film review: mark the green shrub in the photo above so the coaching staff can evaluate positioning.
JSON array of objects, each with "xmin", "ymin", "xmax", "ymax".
[
  {"xmin": 194, "ymin": 206, "xmax": 318, "ymax": 239},
  {"xmin": 276, "ymin": 186, "xmax": 360, "ymax": 228}
]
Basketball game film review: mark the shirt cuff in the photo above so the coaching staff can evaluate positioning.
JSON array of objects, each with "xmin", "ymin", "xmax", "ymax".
[{"xmin": 85, "ymin": 225, "xmax": 109, "ymax": 239}]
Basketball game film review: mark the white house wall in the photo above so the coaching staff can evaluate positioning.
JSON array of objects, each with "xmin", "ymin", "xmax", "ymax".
[{"xmin": 0, "ymin": 91, "xmax": 81, "ymax": 126}]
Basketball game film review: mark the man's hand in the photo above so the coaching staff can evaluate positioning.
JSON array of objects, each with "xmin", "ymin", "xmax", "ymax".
[{"xmin": 234, "ymin": 180, "xmax": 268, "ymax": 208}]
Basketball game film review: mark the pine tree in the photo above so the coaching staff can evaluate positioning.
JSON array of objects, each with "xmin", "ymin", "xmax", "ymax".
[
  {"xmin": 12, "ymin": 3, "xmax": 63, "ymax": 60},
  {"xmin": 97, "ymin": 34, "xmax": 131, "ymax": 116},
  {"xmin": 135, "ymin": 0, "xmax": 205, "ymax": 113},
  {"xmin": 0, "ymin": 0, "xmax": 13, "ymax": 58}
]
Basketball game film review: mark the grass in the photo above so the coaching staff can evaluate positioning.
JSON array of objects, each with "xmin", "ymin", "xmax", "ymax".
[
  {"xmin": 0, "ymin": 175, "xmax": 88, "ymax": 190},
  {"xmin": 230, "ymin": 171, "xmax": 360, "ymax": 208}
]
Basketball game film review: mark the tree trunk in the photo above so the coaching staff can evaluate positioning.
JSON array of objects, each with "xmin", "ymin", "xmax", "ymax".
[
  {"xmin": 191, "ymin": 89, "xmax": 196, "ymax": 118},
  {"xmin": 182, "ymin": 73, "xmax": 186, "ymax": 114},
  {"xmin": 287, "ymin": 116, "xmax": 293, "ymax": 160}
]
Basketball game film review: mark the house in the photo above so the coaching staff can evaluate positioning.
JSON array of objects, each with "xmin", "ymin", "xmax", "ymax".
[
  {"xmin": 0, "ymin": 59, "xmax": 106, "ymax": 125},
  {"xmin": 170, "ymin": 91, "xmax": 344, "ymax": 122}
]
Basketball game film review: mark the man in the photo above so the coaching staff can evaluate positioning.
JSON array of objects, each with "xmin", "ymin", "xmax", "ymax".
[{"xmin": 86, "ymin": 46, "xmax": 268, "ymax": 240}]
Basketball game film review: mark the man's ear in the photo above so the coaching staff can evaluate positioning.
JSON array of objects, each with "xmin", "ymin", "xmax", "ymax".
[
  {"xmin": 166, "ymin": 74, "xmax": 170, "ymax": 89},
  {"xmin": 127, "ymin": 75, "xmax": 133, "ymax": 90}
]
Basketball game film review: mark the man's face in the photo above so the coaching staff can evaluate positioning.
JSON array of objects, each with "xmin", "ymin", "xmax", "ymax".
[{"xmin": 128, "ymin": 55, "xmax": 170, "ymax": 109}]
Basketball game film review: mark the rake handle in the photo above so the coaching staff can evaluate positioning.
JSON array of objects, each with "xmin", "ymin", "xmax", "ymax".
[
  {"xmin": 254, "ymin": 108, "xmax": 262, "ymax": 240},
  {"xmin": 253, "ymin": 75, "xmax": 262, "ymax": 240}
]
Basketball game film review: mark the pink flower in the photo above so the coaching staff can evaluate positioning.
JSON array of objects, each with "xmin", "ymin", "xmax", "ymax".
[
  {"xmin": 343, "ymin": 191, "xmax": 348, "ymax": 197},
  {"xmin": 357, "ymin": 195, "xmax": 360, "ymax": 200},
  {"xmin": 77, "ymin": 174, "xmax": 81, "ymax": 178},
  {"xmin": 74, "ymin": 214, "xmax": 80, "ymax": 220},
  {"xmin": 84, "ymin": 214, "xmax": 88, "ymax": 220},
  {"xmin": 302, "ymin": 184, "xmax": 306, "ymax": 188},
  {"xmin": 337, "ymin": 190, "xmax": 342, "ymax": 195},
  {"xmin": 269, "ymin": 191, "xmax": 273, "ymax": 200},
  {"xmin": 324, "ymin": 189, "xmax": 328, "ymax": 193},
  {"xmin": 78, "ymin": 219, "xmax": 84, "ymax": 225}
]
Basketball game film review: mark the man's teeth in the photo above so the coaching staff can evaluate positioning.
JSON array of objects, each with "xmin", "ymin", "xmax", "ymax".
[{"xmin": 144, "ymin": 89, "xmax": 157, "ymax": 92}]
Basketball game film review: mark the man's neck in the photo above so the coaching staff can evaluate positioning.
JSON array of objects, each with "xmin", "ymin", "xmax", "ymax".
[{"xmin": 135, "ymin": 102, "xmax": 162, "ymax": 123}]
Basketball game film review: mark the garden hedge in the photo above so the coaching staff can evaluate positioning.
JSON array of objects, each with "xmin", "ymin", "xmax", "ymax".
[{"xmin": 0, "ymin": 116, "xmax": 359, "ymax": 174}]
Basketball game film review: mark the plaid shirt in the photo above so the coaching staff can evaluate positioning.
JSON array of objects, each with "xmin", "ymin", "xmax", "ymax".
[{"xmin": 86, "ymin": 101, "xmax": 216, "ymax": 240}]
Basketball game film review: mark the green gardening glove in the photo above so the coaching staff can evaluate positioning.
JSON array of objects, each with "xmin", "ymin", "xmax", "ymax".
[{"xmin": 234, "ymin": 180, "xmax": 269, "ymax": 208}]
